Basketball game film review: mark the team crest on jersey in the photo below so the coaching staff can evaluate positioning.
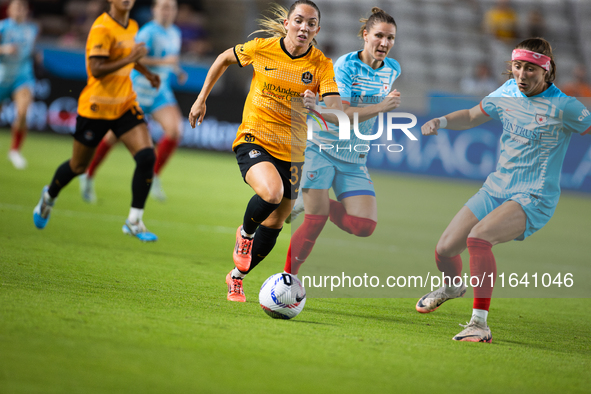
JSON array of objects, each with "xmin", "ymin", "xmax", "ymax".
[
  {"xmin": 383, "ymin": 83, "xmax": 389, "ymax": 92},
  {"xmin": 90, "ymin": 103, "xmax": 98, "ymax": 112},
  {"xmin": 84, "ymin": 130, "xmax": 94, "ymax": 141},
  {"xmin": 249, "ymin": 149, "xmax": 261, "ymax": 159},
  {"xmin": 307, "ymin": 170, "xmax": 318, "ymax": 181},
  {"xmin": 302, "ymin": 71, "xmax": 313, "ymax": 84},
  {"xmin": 535, "ymin": 113, "xmax": 548, "ymax": 125}
]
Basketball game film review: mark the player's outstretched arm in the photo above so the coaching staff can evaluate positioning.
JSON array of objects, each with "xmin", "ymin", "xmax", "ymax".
[
  {"xmin": 189, "ymin": 48, "xmax": 238, "ymax": 128},
  {"xmin": 89, "ymin": 43, "xmax": 148, "ymax": 79},
  {"xmin": 422, "ymin": 104, "xmax": 491, "ymax": 136}
]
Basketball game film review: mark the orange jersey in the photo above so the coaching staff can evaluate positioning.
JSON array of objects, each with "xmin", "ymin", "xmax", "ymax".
[
  {"xmin": 232, "ymin": 37, "xmax": 339, "ymax": 162},
  {"xmin": 77, "ymin": 13, "xmax": 139, "ymax": 119}
]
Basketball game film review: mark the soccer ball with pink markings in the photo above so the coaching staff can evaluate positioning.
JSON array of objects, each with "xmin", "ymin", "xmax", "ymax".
[{"xmin": 259, "ymin": 273, "xmax": 306, "ymax": 319}]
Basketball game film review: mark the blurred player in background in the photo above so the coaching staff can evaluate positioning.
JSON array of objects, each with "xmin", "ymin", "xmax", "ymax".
[
  {"xmin": 189, "ymin": 0, "xmax": 341, "ymax": 302},
  {"xmin": 79, "ymin": 0, "xmax": 186, "ymax": 203},
  {"xmin": 33, "ymin": 0, "xmax": 161, "ymax": 242},
  {"xmin": 284, "ymin": 8, "xmax": 401, "ymax": 276},
  {"xmin": 416, "ymin": 38, "xmax": 591, "ymax": 342},
  {"xmin": 0, "ymin": 0, "xmax": 37, "ymax": 169}
]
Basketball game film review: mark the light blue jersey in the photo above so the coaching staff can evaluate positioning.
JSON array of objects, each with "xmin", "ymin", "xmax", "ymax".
[
  {"xmin": 480, "ymin": 79, "xmax": 591, "ymax": 208},
  {"xmin": 130, "ymin": 21, "xmax": 181, "ymax": 113},
  {"xmin": 311, "ymin": 51, "xmax": 401, "ymax": 164},
  {"xmin": 0, "ymin": 18, "xmax": 37, "ymax": 97}
]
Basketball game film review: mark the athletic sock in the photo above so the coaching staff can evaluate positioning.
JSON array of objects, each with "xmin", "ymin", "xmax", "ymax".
[
  {"xmin": 86, "ymin": 139, "xmax": 113, "ymax": 178},
  {"xmin": 467, "ymin": 237, "xmax": 497, "ymax": 313},
  {"xmin": 246, "ymin": 225, "xmax": 282, "ymax": 273},
  {"xmin": 154, "ymin": 136, "xmax": 178, "ymax": 175},
  {"xmin": 471, "ymin": 309, "xmax": 488, "ymax": 325},
  {"xmin": 47, "ymin": 160, "xmax": 78, "ymax": 198},
  {"xmin": 242, "ymin": 195, "xmax": 280, "ymax": 235},
  {"xmin": 131, "ymin": 148, "xmax": 156, "ymax": 209},
  {"xmin": 128, "ymin": 207, "xmax": 144, "ymax": 223},
  {"xmin": 435, "ymin": 251, "xmax": 463, "ymax": 291},
  {"xmin": 284, "ymin": 214, "xmax": 328, "ymax": 274},
  {"xmin": 328, "ymin": 199, "xmax": 376, "ymax": 237},
  {"xmin": 231, "ymin": 267, "xmax": 246, "ymax": 279},
  {"xmin": 10, "ymin": 126, "xmax": 25, "ymax": 151}
]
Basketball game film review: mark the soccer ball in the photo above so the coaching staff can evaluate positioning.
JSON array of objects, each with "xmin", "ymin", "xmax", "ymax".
[{"xmin": 259, "ymin": 273, "xmax": 306, "ymax": 319}]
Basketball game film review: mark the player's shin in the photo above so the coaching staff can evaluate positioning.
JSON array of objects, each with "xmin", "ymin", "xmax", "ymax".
[
  {"xmin": 285, "ymin": 214, "xmax": 328, "ymax": 274},
  {"xmin": 131, "ymin": 148, "xmax": 156, "ymax": 209},
  {"xmin": 467, "ymin": 237, "xmax": 497, "ymax": 323},
  {"xmin": 246, "ymin": 225, "xmax": 282, "ymax": 273}
]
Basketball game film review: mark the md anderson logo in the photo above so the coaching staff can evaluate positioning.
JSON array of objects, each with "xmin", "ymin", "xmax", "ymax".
[{"xmin": 262, "ymin": 82, "xmax": 300, "ymax": 101}]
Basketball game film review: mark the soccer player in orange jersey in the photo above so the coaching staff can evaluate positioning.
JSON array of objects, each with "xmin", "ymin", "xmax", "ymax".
[
  {"xmin": 33, "ymin": 0, "xmax": 161, "ymax": 242},
  {"xmin": 189, "ymin": 0, "xmax": 342, "ymax": 302}
]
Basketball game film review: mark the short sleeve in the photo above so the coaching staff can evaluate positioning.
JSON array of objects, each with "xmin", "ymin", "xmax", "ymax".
[
  {"xmin": 234, "ymin": 39, "xmax": 258, "ymax": 68},
  {"xmin": 480, "ymin": 97, "xmax": 500, "ymax": 120},
  {"xmin": 87, "ymin": 25, "xmax": 112, "ymax": 58},
  {"xmin": 334, "ymin": 61, "xmax": 352, "ymax": 101},
  {"xmin": 136, "ymin": 26, "xmax": 152, "ymax": 53},
  {"xmin": 318, "ymin": 59, "xmax": 339, "ymax": 98},
  {"xmin": 562, "ymin": 97, "xmax": 591, "ymax": 135}
]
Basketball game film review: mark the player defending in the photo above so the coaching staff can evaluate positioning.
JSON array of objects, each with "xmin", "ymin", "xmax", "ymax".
[
  {"xmin": 33, "ymin": 0, "xmax": 161, "ymax": 241},
  {"xmin": 415, "ymin": 38, "xmax": 591, "ymax": 342},
  {"xmin": 0, "ymin": 0, "xmax": 37, "ymax": 169},
  {"xmin": 189, "ymin": 1, "xmax": 342, "ymax": 302},
  {"xmin": 284, "ymin": 8, "xmax": 401, "ymax": 276},
  {"xmin": 80, "ymin": 0, "xmax": 186, "ymax": 203}
]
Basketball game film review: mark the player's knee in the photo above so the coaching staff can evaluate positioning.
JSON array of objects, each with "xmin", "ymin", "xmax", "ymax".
[
  {"xmin": 349, "ymin": 217, "xmax": 376, "ymax": 237},
  {"xmin": 134, "ymin": 148, "xmax": 156, "ymax": 170},
  {"xmin": 69, "ymin": 162, "xmax": 88, "ymax": 175},
  {"xmin": 259, "ymin": 187, "xmax": 283, "ymax": 205}
]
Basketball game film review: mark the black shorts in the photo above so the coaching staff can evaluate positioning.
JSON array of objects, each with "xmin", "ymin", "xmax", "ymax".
[
  {"xmin": 234, "ymin": 143, "xmax": 304, "ymax": 200},
  {"xmin": 73, "ymin": 104, "xmax": 146, "ymax": 147}
]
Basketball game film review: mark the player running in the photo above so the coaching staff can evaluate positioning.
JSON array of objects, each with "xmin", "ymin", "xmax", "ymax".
[
  {"xmin": 33, "ymin": 0, "xmax": 161, "ymax": 242},
  {"xmin": 79, "ymin": 0, "xmax": 186, "ymax": 203},
  {"xmin": 283, "ymin": 8, "xmax": 401, "ymax": 276},
  {"xmin": 0, "ymin": 0, "xmax": 37, "ymax": 169},
  {"xmin": 188, "ymin": 0, "xmax": 341, "ymax": 302},
  {"xmin": 415, "ymin": 37, "xmax": 591, "ymax": 343}
]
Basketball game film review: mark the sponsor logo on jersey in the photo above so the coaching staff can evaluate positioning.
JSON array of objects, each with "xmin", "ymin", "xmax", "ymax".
[
  {"xmin": 535, "ymin": 113, "xmax": 548, "ymax": 126},
  {"xmin": 249, "ymin": 149, "xmax": 261, "ymax": 159},
  {"xmin": 579, "ymin": 109, "xmax": 590, "ymax": 121},
  {"xmin": 302, "ymin": 71, "xmax": 313, "ymax": 84},
  {"xmin": 262, "ymin": 82, "xmax": 300, "ymax": 101},
  {"xmin": 264, "ymin": 66, "xmax": 277, "ymax": 71}
]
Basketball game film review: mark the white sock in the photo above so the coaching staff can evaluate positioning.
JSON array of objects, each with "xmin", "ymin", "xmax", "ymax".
[
  {"xmin": 241, "ymin": 228, "xmax": 254, "ymax": 239},
  {"xmin": 471, "ymin": 309, "xmax": 488, "ymax": 325},
  {"xmin": 44, "ymin": 191, "xmax": 54, "ymax": 204},
  {"xmin": 232, "ymin": 267, "xmax": 246, "ymax": 279},
  {"xmin": 128, "ymin": 208, "xmax": 144, "ymax": 223}
]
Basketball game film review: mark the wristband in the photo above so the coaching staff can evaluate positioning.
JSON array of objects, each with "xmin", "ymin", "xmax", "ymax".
[{"xmin": 438, "ymin": 116, "xmax": 447, "ymax": 128}]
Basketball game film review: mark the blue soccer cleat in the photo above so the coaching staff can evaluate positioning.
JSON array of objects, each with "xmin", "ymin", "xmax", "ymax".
[
  {"xmin": 33, "ymin": 186, "xmax": 54, "ymax": 229},
  {"xmin": 122, "ymin": 219, "xmax": 158, "ymax": 242}
]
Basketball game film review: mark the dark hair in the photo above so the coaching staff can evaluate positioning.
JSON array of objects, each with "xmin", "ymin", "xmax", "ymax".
[
  {"xmin": 507, "ymin": 37, "xmax": 556, "ymax": 82},
  {"xmin": 252, "ymin": 1, "xmax": 321, "ymax": 47},
  {"xmin": 358, "ymin": 7, "xmax": 396, "ymax": 38}
]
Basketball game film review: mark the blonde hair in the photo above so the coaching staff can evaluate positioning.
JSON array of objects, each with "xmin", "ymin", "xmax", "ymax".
[
  {"xmin": 251, "ymin": 1, "xmax": 321, "ymax": 47},
  {"xmin": 358, "ymin": 7, "xmax": 396, "ymax": 38}
]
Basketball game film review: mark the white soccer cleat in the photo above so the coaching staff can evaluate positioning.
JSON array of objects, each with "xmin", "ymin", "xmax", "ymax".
[
  {"xmin": 78, "ymin": 173, "xmax": 97, "ymax": 203},
  {"xmin": 122, "ymin": 219, "xmax": 158, "ymax": 242},
  {"xmin": 452, "ymin": 319, "xmax": 492, "ymax": 343},
  {"xmin": 415, "ymin": 284, "xmax": 466, "ymax": 313},
  {"xmin": 8, "ymin": 150, "xmax": 27, "ymax": 169},
  {"xmin": 150, "ymin": 174, "xmax": 166, "ymax": 202},
  {"xmin": 285, "ymin": 190, "xmax": 304, "ymax": 224}
]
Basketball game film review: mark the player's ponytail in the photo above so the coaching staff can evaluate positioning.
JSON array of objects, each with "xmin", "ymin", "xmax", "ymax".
[
  {"xmin": 251, "ymin": 1, "xmax": 320, "ymax": 47},
  {"xmin": 506, "ymin": 37, "xmax": 557, "ymax": 82},
  {"xmin": 358, "ymin": 7, "xmax": 396, "ymax": 38}
]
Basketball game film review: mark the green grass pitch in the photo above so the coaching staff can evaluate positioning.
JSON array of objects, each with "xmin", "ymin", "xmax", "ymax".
[{"xmin": 1, "ymin": 130, "xmax": 590, "ymax": 393}]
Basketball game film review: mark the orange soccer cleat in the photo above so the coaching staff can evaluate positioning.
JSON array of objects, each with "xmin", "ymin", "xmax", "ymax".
[
  {"xmin": 233, "ymin": 225, "xmax": 253, "ymax": 272},
  {"xmin": 226, "ymin": 271, "xmax": 246, "ymax": 302}
]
